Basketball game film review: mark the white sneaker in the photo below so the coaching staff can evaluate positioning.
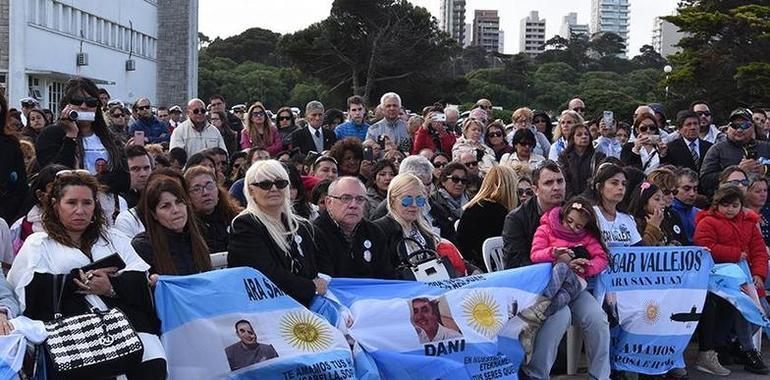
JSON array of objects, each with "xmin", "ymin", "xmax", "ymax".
[{"xmin": 695, "ymin": 350, "xmax": 731, "ymax": 376}]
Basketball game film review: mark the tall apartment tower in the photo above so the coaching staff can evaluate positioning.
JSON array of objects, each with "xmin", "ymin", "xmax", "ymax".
[
  {"xmin": 559, "ymin": 12, "xmax": 589, "ymax": 39},
  {"xmin": 440, "ymin": 0, "xmax": 466, "ymax": 45},
  {"xmin": 519, "ymin": 11, "xmax": 546, "ymax": 57},
  {"xmin": 652, "ymin": 16, "xmax": 684, "ymax": 57},
  {"xmin": 472, "ymin": 10, "xmax": 501, "ymax": 53},
  {"xmin": 590, "ymin": 0, "xmax": 630, "ymax": 57}
]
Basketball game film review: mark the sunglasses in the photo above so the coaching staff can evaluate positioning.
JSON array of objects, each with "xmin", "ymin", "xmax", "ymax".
[
  {"xmin": 433, "ymin": 161, "xmax": 447, "ymax": 168},
  {"xmin": 278, "ymin": 116, "xmax": 292, "ymax": 121},
  {"xmin": 533, "ymin": 118, "xmax": 547, "ymax": 124},
  {"xmin": 136, "ymin": 105, "xmax": 151, "ymax": 111},
  {"xmin": 695, "ymin": 111, "xmax": 711, "ymax": 117},
  {"xmin": 517, "ymin": 188, "xmax": 534, "ymax": 197},
  {"xmin": 446, "ymin": 176, "xmax": 468, "ymax": 184},
  {"xmin": 70, "ymin": 96, "xmax": 99, "ymax": 108},
  {"xmin": 478, "ymin": 105, "xmax": 492, "ymax": 110},
  {"xmin": 487, "ymin": 132, "xmax": 503, "ymax": 138},
  {"xmin": 638, "ymin": 124, "xmax": 658, "ymax": 133},
  {"xmin": 400, "ymin": 195, "xmax": 427, "ymax": 208},
  {"xmin": 661, "ymin": 189, "xmax": 679, "ymax": 196},
  {"xmin": 56, "ymin": 169, "xmax": 91, "ymax": 178},
  {"xmin": 727, "ymin": 179, "xmax": 750, "ymax": 187},
  {"xmin": 191, "ymin": 108, "xmax": 206, "ymax": 115},
  {"xmin": 730, "ymin": 122, "xmax": 752, "ymax": 130},
  {"xmin": 464, "ymin": 161, "xmax": 478, "ymax": 167},
  {"xmin": 250, "ymin": 179, "xmax": 290, "ymax": 191},
  {"xmin": 573, "ymin": 107, "xmax": 585, "ymax": 113},
  {"xmin": 251, "ymin": 111, "xmax": 266, "ymax": 117},
  {"xmin": 111, "ymin": 113, "xmax": 124, "ymax": 118}
]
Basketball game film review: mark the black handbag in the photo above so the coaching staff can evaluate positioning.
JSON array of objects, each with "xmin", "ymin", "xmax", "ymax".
[
  {"xmin": 396, "ymin": 237, "xmax": 457, "ymax": 281},
  {"xmin": 43, "ymin": 274, "xmax": 144, "ymax": 378}
]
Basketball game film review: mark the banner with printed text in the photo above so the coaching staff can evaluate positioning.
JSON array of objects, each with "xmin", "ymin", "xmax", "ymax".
[{"xmin": 595, "ymin": 246, "xmax": 714, "ymax": 374}]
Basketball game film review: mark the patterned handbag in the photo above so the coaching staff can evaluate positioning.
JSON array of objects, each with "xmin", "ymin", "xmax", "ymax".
[{"xmin": 43, "ymin": 275, "xmax": 144, "ymax": 378}]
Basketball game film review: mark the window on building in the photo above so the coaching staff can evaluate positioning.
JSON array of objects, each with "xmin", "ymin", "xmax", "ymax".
[
  {"xmin": 52, "ymin": 2, "xmax": 60, "ymax": 30},
  {"xmin": 49, "ymin": 81, "xmax": 64, "ymax": 118}
]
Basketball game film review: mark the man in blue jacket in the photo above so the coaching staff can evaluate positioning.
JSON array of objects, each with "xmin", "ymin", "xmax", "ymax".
[{"xmin": 129, "ymin": 97, "xmax": 169, "ymax": 143}]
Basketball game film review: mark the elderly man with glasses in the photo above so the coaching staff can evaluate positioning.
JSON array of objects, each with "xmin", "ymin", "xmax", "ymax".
[{"xmin": 169, "ymin": 98, "xmax": 228, "ymax": 156}]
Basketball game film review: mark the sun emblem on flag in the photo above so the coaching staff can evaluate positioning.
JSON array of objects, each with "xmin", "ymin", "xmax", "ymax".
[
  {"xmin": 644, "ymin": 300, "xmax": 660, "ymax": 325},
  {"xmin": 280, "ymin": 310, "xmax": 334, "ymax": 352},
  {"xmin": 461, "ymin": 291, "xmax": 503, "ymax": 338}
]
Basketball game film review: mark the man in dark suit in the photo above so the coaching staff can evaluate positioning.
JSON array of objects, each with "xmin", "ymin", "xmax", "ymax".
[
  {"xmin": 291, "ymin": 100, "xmax": 337, "ymax": 155},
  {"xmin": 661, "ymin": 110, "xmax": 713, "ymax": 173}
]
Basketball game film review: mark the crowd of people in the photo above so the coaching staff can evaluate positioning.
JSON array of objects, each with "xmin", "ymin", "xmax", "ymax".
[{"xmin": 1, "ymin": 75, "xmax": 770, "ymax": 379}]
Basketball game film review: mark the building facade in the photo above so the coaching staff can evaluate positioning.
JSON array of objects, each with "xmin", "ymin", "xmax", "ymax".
[
  {"xmin": 440, "ymin": 0, "xmax": 466, "ymax": 46},
  {"xmin": 519, "ymin": 11, "xmax": 546, "ymax": 57},
  {"xmin": 652, "ymin": 16, "xmax": 684, "ymax": 58},
  {"xmin": 590, "ymin": 0, "xmax": 630, "ymax": 57},
  {"xmin": 559, "ymin": 12, "xmax": 589, "ymax": 39},
  {"xmin": 0, "ymin": 0, "xmax": 197, "ymax": 113},
  {"xmin": 472, "ymin": 9, "xmax": 500, "ymax": 53}
]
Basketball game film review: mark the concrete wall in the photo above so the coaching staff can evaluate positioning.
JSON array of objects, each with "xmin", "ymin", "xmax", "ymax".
[{"xmin": 157, "ymin": 0, "xmax": 198, "ymax": 109}]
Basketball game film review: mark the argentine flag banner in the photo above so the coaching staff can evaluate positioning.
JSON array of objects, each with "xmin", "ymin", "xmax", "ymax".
[
  {"xmin": 321, "ymin": 263, "xmax": 552, "ymax": 380},
  {"xmin": 154, "ymin": 268, "xmax": 356, "ymax": 380},
  {"xmin": 595, "ymin": 246, "xmax": 714, "ymax": 374}
]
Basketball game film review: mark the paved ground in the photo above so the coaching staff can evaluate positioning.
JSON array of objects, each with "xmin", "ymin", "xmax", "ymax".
[{"xmin": 553, "ymin": 340, "xmax": 770, "ymax": 379}]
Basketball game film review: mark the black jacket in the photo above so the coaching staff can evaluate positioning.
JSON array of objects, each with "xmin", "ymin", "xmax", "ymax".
[
  {"xmin": 661, "ymin": 137, "xmax": 712, "ymax": 173},
  {"xmin": 290, "ymin": 127, "xmax": 337, "ymax": 155},
  {"xmin": 456, "ymin": 200, "xmax": 509, "ymax": 271},
  {"xmin": 227, "ymin": 213, "xmax": 319, "ymax": 307},
  {"xmin": 559, "ymin": 148, "xmax": 605, "ymax": 200},
  {"xmin": 131, "ymin": 230, "xmax": 200, "ymax": 275},
  {"xmin": 0, "ymin": 135, "xmax": 28, "ymax": 223},
  {"xmin": 502, "ymin": 197, "xmax": 542, "ymax": 269},
  {"xmin": 199, "ymin": 212, "xmax": 230, "ymax": 253},
  {"xmin": 312, "ymin": 211, "xmax": 395, "ymax": 279},
  {"xmin": 373, "ymin": 215, "xmax": 437, "ymax": 275}
]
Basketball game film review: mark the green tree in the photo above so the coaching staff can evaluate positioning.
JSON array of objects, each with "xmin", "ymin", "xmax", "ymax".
[{"xmin": 202, "ymin": 28, "xmax": 282, "ymax": 66}]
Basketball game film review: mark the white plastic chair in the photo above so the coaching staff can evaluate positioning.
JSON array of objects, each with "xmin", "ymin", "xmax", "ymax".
[
  {"xmin": 210, "ymin": 252, "xmax": 228, "ymax": 270},
  {"xmin": 481, "ymin": 237, "xmax": 504, "ymax": 273}
]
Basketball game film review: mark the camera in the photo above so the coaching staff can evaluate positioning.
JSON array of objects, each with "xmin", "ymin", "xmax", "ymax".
[
  {"xmin": 431, "ymin": 113, "xmax": 446, "ymax": 122},
  {"xmin": 66, "ymin": 110, "xmax": 95, "ymax": 122}
]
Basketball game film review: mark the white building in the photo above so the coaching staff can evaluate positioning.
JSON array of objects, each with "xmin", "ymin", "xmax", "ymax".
[
  {"xmin": 590, "ymin": 0, "xmax": 630, "ymax": 57},
  {"xmin": 652, "ymin": 16, "xmax": 684, "ymax": 57},
  {"xmin": 519, "ymin": 11, "xmax": 546, "ymax": 57},
  {"xmin": 559, "ymin": 12, "xmax": 589, "ymax": 39},
  {"xmin": 0, "ymin": 0, "xmax": 197, "ymax": 113},
  {"xmin": 440, "ymin": 0, "xmax": 466, "ymax": 46},
  {"xmin": 463, "ymin": 23, "xmax": 472, "ymax": 47}
]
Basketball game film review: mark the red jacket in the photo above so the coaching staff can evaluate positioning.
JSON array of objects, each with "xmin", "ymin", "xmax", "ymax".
[
  {"xmin": 694, "ymin": 209, "xmax": 769, "ymax": 285},
  {"xmin": 530, "ymin": 207, "xmax": 609, "ymax": 278},
  {"xmin": 412, "ymin": 127, "xmax": 456, "ymax": 155}
]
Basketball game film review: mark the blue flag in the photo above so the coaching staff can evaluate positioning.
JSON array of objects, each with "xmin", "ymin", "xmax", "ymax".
[
  {"xmin": 595, "ymin": 246, "xmax": 713, "ymax": 374},
  {"xmin": 154, "ymin": 268, "xmax": 356, "ymax": 380},
  {"xmin": 315, "ymin": 264, "xmax": 552, "ymax": 380},
  {"xmin": 709, "ymin": 261, "xmax": 770, "ymax": 331}
]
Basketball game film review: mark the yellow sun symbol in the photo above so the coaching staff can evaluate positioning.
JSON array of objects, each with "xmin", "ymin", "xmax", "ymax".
[
  {"xmin": 644, "ymin": 300, "xmax": 660, "ymax": 325},
  {"xmin": 461, "ymin": 291, "xmax": 503, "ymax": 338},
  {"xmin": 280, "ymin": 310, "xmax": 334, "ymax": 352}
]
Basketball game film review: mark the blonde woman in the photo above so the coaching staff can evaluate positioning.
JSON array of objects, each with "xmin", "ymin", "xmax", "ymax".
[
  {"xmin": 240, "ymin": 102, "xmax": 282, "ymax": 156},
  {"xmin": 451, "ymin": 118, "xmax": 496, "ymax": 175},
  {"xmin": 373, "ymin": 173, "xmax": 440, "ymax": 277},
  {"xmin": 227, "ymin": 160, "xmax": 327, "ymax": 306},
  {"xmin": 456, "ymin": 165, "xmax": 519, "ymax": 270},
  {"xmin": 548, "ymin": 110, "xmax": 584, "ymax": 161}
]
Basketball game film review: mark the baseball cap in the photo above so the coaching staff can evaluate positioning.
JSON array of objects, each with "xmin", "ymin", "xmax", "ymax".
[{"xmin": 728, "ymin": 108, "xmax": 752, "ymax": 122}]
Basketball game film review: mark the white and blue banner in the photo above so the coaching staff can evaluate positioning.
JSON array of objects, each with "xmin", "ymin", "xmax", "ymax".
[
  {"xmin": 315, "ymin": 264, "xmax": 552, "ymax": 380},
  {"xmin": 709, "ymin": 261, "xmax": 770, "ymax": 331},
  {"xmin": 154, "ymin": 268, "xmax": 356, "ymax": 380},
  {"xmin": 595, "ymin": 246, "xmax": 713, "ymax": 374}
]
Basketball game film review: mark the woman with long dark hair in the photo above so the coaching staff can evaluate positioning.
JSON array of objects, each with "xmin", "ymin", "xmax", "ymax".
[
  {"xmin": 184, "ymin": 166, "xmax": 241, "ymax": 253},
  {"xmin": 588, "ymin": 163, "xmax": 642, "ymax": 246},
  {"xmin": 559, "ymin": 123, "xmax": 605, "ymax": 199},
  {"xmin": 0, "ymin": 92, "xmax": 29, "ymax": 223}
]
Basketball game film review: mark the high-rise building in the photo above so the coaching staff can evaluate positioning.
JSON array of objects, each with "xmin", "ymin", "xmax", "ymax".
[
  {"xmin": 472, "ymin": 10, "xmax": 501, "ymax": 53},
  {"xmin": 463, "ymin": 23, "xmax": 472, "ymax": 47},
  {"xmin": 0, "ymin": 0, "xmax": 198, "ymax": 112},
  {"xmin": 440, "ymin": 0, "xmax": 466, "ymax": 45},
  {"xmin": 652, "ymin": 16, "xmax": 684, "ymax": 57},
  {"xmin": 519, "ymin": 11, "xmax": 546, "ymax": 57},
  {"xmin": 559, "ymin": 12, "xmax": 589, "ymax": 39},
  {"xmin": 498, "ymin": 30, "xmax": 505, "ymax": 54},
  {"xmin": 590, "ymin": 0, "xmax": 630, "ymax": 57}
]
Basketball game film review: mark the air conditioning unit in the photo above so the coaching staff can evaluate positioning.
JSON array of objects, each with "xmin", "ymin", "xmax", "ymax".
[
  {"xmin": 125, "ymin": 59, "xmax": 136, "ymax": 71},
  {"xmin": 76, "ymin": 53, "xmax": 89, "ymax": 66}
]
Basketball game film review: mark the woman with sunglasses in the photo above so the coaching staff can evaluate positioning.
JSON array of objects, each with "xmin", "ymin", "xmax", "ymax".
[
  {"xmin": 501, "ymin": 128, "xmax": 545, "ymax": 171},
  {"xmin": 366, "ymin": 159, "xmax": 397, "ymax": 215},
  {"xmin": 228, "ymin": 160, "xmax": 327, "ymax": 307},
  {"xmin": 431, "ymin": 162, "xmax": 470, "ymax": 221},
  {"xmin": 485, "ymin": 121, "xmax": 513, "ymax": 161},
  {"xmin": 275, "ymin": 107, "xmax": 300, "ymax": 150},
  {"xmin": 35, "ymin": 77, "xmax": 128, "ymax": 193},
  {"xmin": 240, "ymin": 102, "xmax": 282, "ymax": 156},
  {"xmin": 621, "ymin": 113, "xmax": 668, "ymax": 175},
  {"xmin": 532, "ymin": 111, "xmax": 553, "ymax": 144},
  {"xmin": 374, "ymin": 173, "xmax": 440, "ymax": 276},
  {"xmin": 431, "ymin": 153, "xmax": 450, "ymax": 183},
  {"xmin": 456, "ymin": 165, "xmax": 519, "ymax": 270},
  {"xmin": 106, "ymin": 104, "xmax": 130, "ymax": 144},
  {"xmin": 558, "ymin": 123, "xmax": 605, "ymax": 199}
]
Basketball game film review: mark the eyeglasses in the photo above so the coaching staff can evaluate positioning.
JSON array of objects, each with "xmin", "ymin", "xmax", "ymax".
[
  {"xmin": 433, "ymin": 161, "xmax": 447, "ymax": 168},
  {"xmin": 250, "ymin": 179, "xmax": 290, "ymax": 191},
  {"xmin": 695, "ymin": 111, "xmax": 711, "ymax": 117},
  {"xmin": 573, "ymin": 107, "xmax": 585, "ymax": 113},
  {"xmin": 55, "ymin": 169, "xmax": 91, "ymax": 178},
  {"xmin": 70, "ymin": 96, "xmax": 99, "ymax": 108},
  {"xmin": 730, "ymin": 122, "xmax": 752, "ymax": 130},
  {"xmin": 111, "ymin": 113, "xmax": 124, "ymax": 118},
  {"xmin": 328, "ymin": 194, "xmax": 367, "ymax": 204},
  {"xmin": 136, "ymin": 105, "xmax": 151, "ymax": 111},
  {"xmin": 234, "ymin": 110, "xmax": 245, "ymax": 114},
  {"xmin": 191, "ymin": 108, "xmax": 206, "ymax": 115},
  {"xmin": 251, "ymin": 111, "xmax": 266, "ymax": 118},
  {"xmin": 661, "ymin": 189, "xmax": 679, "ymax": 196},
  {"xmin": 517, "ymin": 188, "xmax": 534, "ymax": 197},
  {"xmin": 446, "ymin": 176, "xmax": 468, "ymax": 184},
  {"xmin": 190, "ymin": 181, "xmax": 217, "ymax": 194},
  {"xmin": 638, "ymin": 124, "xmax": 658, "ymax": 133},
  {"xmin": 727, "ymin": 179, "xmax": 750, "ymax": 187},
  {"xmin": 463, "ymin": 161, "xmax": 478, "ymax": 167},
  {"xmin": 400, "ymin": 195, "xmax": 426, "ymax": 208},
  {"xmin": 517, "ymin": 141, "xmax": 534, "ymax": 147},
  {"xmin": 478, "ymin": 105, "xmax": 492, "ymax": 110},
  {"xmin": 278, "ymin": 116, "xmax": 292, "ymax": 121},
  {"xmin": 487, "ymin": 132, "xmax": 503, "ymax": 138}
]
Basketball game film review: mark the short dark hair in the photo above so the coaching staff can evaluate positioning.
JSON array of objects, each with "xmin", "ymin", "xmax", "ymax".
[
  {"xmin": 209, "ymin": 95, "xmax": 225, "ymax": 103},
  {"xmin": 205, "ymin": 147, "xmax": 228, "ymax": 158},
  {"xmin": 712, "ymin": 184, "xmax": 745, "ymax": 209},
  {"xmin": 157, "ymin": 106, "xmax": 168, "ymax": 112},
  {"xmin": 511, "ymin": 128, "xmax": 536, "ymax": 146},
  {"xmin": 169, "ymin": 147, "xmax": 188, "ymax": 167},
  {"xmin": 125, "ymin": 144, "xmax": 150, "ymax": 161},
  {"xmin": 676, "ymin": 110, "xmax": 699, "ymax": 128},
  {"xmin": 532, "ymin": 160, "xmax": 561, "ymax": 186},
  {"xmin": 441, "ymin": 162, "xmax": 468, "ymax": 180},
  {"xmin": 234, "ymin": 319, "xmax": 251, "ymax": 329},
  {"xmin": 347, "ymin": 95, "xmax": 366, "ymax": 110},
  {"xmin": 311, "ymin": 179, "xmax": 332, "ymax": 205},
  {"xmin": 97, "ymin": 88, "xmax": 110, "ymax": 97},
  {"xmin": 690, "ymin": 100, "xmax": 710, "ymax": 111}
]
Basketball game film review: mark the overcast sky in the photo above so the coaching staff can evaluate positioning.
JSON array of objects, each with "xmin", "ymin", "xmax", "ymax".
[{"xmin": 199, "ymin": 0, "xmax": 679, "ymax": 57}]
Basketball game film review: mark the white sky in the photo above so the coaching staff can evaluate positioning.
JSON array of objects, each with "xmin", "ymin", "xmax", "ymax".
[{"xmin": 199, "ymin": 0, "xmax": 679, "ymax": 57}]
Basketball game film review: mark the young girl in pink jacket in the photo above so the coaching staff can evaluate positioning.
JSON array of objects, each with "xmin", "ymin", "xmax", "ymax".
[{"xmin": 518, "ymin": 196, "xmax": 609, "ymax": 362}]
